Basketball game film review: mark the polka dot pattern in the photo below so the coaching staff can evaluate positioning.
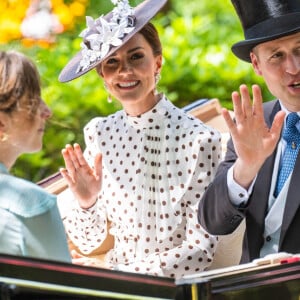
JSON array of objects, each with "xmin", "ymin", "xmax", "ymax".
[{"xmin": 63, "ymin": 96, "xmax": 221, "ymax": 279}]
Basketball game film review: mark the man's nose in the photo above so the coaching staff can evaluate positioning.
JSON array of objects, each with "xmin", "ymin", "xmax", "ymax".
[{"xmin": 285, "ymin": 54, "xmax": 300, "ymax": 75}]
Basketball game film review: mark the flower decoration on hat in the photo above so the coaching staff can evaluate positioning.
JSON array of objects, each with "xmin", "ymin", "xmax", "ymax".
[{"xmin": 77, "ymin": 0, "xmax": 136, "ymax": 73}]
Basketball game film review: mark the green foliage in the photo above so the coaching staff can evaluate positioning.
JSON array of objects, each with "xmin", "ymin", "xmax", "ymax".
[
  {"xmin": 158, "ymin": 1, "xmax": 268, "ymax": 109},
  {"xmin": 7, "ymin": 0, "xmax": 273, "ymax": 181}
]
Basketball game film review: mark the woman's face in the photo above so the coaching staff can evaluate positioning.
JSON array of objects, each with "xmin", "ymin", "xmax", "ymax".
[
  {"xmin": 6, "ymin": 97, "xmax": 52, "ymax": 154},
  {"xmin": 98, "ymin": 33, "xmax": 162, "ymax": 116}
]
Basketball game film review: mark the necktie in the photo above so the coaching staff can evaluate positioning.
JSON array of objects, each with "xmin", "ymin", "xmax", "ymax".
[{"xmin": 274, "ymin": 112, "xmax": 300, "ymax": 197}]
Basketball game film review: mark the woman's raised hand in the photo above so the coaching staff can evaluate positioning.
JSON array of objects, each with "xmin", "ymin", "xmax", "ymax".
[{"xmin": 60, "ymin": 143, "xmax": 102, "ymax": 209}]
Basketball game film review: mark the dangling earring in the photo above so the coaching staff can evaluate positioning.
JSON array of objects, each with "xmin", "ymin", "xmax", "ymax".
[
  {"xmin": 0, "ymin": 133, "xmax": 8, "ymax": 142},
  {"xmin": 155, "ymin": 73, "xmax": 161, "ymax": 85},
  {"xmin": 103, "ymin": 82, "xmax": 113, "ymax": 103},
  {"xmin": 154, "ymin": 73, "xmax": 161, "ymax": 95}
]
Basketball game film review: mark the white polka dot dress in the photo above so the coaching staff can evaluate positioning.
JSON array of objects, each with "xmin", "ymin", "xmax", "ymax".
[{"xmin": 62, "ymin": 95, "xmax": 221, "ymax": 279}]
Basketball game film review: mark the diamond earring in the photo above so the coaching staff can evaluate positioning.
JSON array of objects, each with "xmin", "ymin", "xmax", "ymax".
[
  {"xmin": 104, "ymin": 82, "xmax": 113, "ymax": 103},
  {"xmin": 155, "ymin": 73, "xmax": 161, "ymax": 84}
]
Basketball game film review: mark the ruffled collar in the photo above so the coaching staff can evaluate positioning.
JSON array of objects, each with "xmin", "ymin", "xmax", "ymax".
[{"xmin": 0, "ymin": 162, "xmax": 56, "ymax": 218}]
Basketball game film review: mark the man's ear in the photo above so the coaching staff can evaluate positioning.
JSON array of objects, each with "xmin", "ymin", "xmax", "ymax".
[{"xmin": 250, "ymin": 52, "xmax": 263, "ymax": 76}]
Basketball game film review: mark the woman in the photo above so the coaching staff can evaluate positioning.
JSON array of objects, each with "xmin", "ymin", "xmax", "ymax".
[
  {"xmin": 0, "ymin": 50, "xmax": 70, "ymax": 263},
  {"xmin": 58, "ymin": 0, "xmax": 221, "ymax": 278}
]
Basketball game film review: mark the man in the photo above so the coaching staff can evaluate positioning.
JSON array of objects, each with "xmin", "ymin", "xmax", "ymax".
[{"xmin": 198, "ymin": 0, "xmax": 300, "ymax": 264}]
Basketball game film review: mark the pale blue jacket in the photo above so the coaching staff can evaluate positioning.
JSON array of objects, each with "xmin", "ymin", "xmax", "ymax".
[{"xmin": 0, "ymin": 163, "xmax": 71, "ymax": 263}]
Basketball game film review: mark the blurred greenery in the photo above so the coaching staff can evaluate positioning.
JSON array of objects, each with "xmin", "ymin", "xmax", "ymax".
[{"xmin": 3, "ymin": 0, "xmax": 273, "ymax": 182}]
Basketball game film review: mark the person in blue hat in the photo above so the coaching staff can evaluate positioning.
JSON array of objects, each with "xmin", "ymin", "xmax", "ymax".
[{"xmin": 198, "ymin": 0, "xmax": 300, "ymax": 264}]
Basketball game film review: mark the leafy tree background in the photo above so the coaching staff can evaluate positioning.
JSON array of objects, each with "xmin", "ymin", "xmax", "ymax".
[{"xmin": 2, "ymin": 0, "xmax": 273, "ymax": 182}]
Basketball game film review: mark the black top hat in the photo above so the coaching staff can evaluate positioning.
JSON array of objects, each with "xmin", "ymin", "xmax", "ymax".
[
  {"xmin": 231, "ymin": 0, "xmax": 300, "ymax": 62},
  {"xmin": 59, "ymin": 0, "xmax": 167, "ymax": 82}
]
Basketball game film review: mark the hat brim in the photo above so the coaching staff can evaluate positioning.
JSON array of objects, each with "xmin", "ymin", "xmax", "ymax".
[
  {"xmin": 232, "ymin": 27, "xmax": 300, "ymax": 62},
  {"xmin": 59, "ymin": 0, "xmax": 167, "ymax": 82},
  {"xmin": 232, "ymin": 12, "xmax": 300, "ymax": 63}
]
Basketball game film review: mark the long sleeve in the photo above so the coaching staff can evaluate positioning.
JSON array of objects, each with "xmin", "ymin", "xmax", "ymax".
[{"xmin": 58, "ymin": 188, "xmax": 108, "ymax": 255}]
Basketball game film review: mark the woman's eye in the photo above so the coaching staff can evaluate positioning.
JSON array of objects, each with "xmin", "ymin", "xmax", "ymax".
[
  {"xmin": 106, "ymin": 58, "xmax": 118, "ymax": 65},
  {"xmin": 131, "ymin": 53, "xmax": 144, "ymax": 60}
]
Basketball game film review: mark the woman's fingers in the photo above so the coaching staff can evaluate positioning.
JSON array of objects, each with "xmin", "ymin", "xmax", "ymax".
[
  {"xmin": 65, "ymin": 144, "xmax": 82, "ymax": 169},
  {"xmin": 60, "ymin": 167, "xmax": 70, "ymax": 181},
  {"xmin": 94, "ymin": 153, "xmax": 103, "ymax": 179},
  {"xmin": 61, "ymin": 144, "xmax": 88, "ymax": 171},
  {"xmin": 73, "ymin": 143, "xmax": 88, "ymax": 168},
  {"xmin": 61, "ymin": 148, "xmax": 76, "ymax": 177}
]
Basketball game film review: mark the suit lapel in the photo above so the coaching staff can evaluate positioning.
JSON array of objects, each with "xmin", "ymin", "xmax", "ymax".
[
  {"xmin": 247, "ymin": 100, "xmax": 280, "ymax": 258},
  {"xmin": 248, "ymin": 151, "xmax": 275, "ymax": 257},
  {"xmin": 280, "ymin": 141, "xmax": 300, "ymax": 246},
  {"xmin": 263, "ymin": 100, "xmax": 300, "ymax": 247}
]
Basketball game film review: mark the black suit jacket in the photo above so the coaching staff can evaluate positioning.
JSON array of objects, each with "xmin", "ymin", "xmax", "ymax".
[{"xmin": 198, "ymin": 100, "xmax": 300, "ymax": 263}]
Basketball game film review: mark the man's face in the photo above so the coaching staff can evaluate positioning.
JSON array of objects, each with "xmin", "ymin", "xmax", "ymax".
[{"xmin": 250, "ymin": 31, "xmax": 300, "ymax": 112}]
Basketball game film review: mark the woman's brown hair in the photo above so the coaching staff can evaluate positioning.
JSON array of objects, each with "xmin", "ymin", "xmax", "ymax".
[
  {"xmin": 0, "ymin": 50, "xmax": 41, "ymax": 114},
  {"xmin": 139, "ymin": 22, "xmax": 162, "ymax": 57}
]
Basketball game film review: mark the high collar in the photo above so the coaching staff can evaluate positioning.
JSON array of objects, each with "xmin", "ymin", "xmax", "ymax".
[{"xmin": 125, "ymin": 95, "xmax": 173, "ymax": 130}]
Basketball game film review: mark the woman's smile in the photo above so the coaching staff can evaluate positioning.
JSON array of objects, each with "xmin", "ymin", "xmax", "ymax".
[{"xmin": 117, "ymin": 80, "xmax": 140, "ymax": 89}]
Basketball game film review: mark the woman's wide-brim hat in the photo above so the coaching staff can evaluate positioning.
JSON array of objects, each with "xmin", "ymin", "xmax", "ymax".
[
  {"xmin": 59, "ymin": 0, "xmax": 167, "ymax": 82},
  {"xmin": 231, "ymin": 0, "xmax": 300, "ymax": 62}
]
